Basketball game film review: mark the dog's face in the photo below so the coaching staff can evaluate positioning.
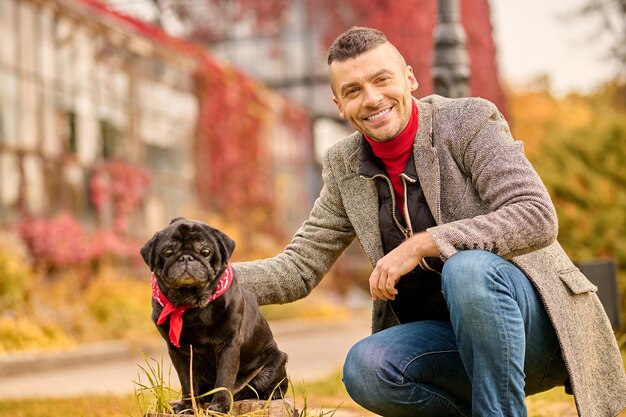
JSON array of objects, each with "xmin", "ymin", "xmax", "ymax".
[{"xmin": 140, "ymin": 217, "xmax": 235, "ymax": 306}]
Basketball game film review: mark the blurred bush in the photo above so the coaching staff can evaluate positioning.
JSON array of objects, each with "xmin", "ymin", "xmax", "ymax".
[
  {"xmin": 513, "ymin": 82, "xmax": 626, "ymax": 331},
  {"xmin": 84, "ymin": 267, "xmax": 154, "ymax": 341},
  {"xmin": 527, "ymin": 89, "xmax": 626, "ymax": 266},
  {"xmin": 17, "ymin": 213, "xmax": 94, "ymax": 272},
  {"xmin": 17, "ymin": 212, "xmax": 142, "ymax": 276},
  {"xmin": 0, "ymin": 238, "xmax": 29, "ymax": 311},
  {"xmin": 0, "ymin": 266, "xmax": 156, "ymax": 353},
  {"xmin": 0, "ymin": 215, "xmax": 153, "ymax": 352},
  {"xmin": 2, "ymin": 209, "xmax": 363, "ymax": 352},
  {"xmin": 0, "ymin": 316, "xmax": 72, "ymax": 353}
]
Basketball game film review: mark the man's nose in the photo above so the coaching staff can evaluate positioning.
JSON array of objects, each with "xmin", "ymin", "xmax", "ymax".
[{"xmin": 362, "ymin": 85, "xmax": 383, "ymax": 107}]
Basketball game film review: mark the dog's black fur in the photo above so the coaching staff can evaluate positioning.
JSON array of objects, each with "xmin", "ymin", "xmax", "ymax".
[{"xmin": 140, "ymin": 217, "xmax": 288, "ymax": 413}]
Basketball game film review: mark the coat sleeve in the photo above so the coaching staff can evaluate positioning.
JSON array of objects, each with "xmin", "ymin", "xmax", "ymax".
[
  {"xmin": 233, "ymin": 149, "xmax": 356, "ymax": 305},
  {"xmin": 427, "ymin": 98, "xmax": 558, "ymax": 261}
]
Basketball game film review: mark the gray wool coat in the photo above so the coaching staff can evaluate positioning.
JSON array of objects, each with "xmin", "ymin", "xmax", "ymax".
[{"xmin": 234, "ymin": 95, "xmax": 626, "ymax": 417}]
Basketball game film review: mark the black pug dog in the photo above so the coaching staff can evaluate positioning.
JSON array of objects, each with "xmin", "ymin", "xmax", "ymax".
[{"xmin": 140, "ymin": 217, "xmax": 288, "ymax": 413}]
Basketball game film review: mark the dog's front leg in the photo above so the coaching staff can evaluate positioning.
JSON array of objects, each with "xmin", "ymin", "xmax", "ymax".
[
  {"xmin": 209, "ymin": 334, "xmax": 244, "ymax": 413},
  {"xmin": 168, "ymin": 347, "xmax": 194, "ymax": 414}
]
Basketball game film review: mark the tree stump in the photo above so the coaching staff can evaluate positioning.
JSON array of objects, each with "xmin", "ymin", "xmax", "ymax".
[
  {"xmin": 231, "ymin": 399, "xmax": 297, "ymax": 416},
  {"xmin": 144, "ymin": 398, "xmax": 297, "ymax": 417}
]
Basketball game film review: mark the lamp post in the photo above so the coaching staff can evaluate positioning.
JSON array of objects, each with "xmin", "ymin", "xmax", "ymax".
[{"xmin": 432, "ymin": 0, "xmax": 470, "ymax": 98}]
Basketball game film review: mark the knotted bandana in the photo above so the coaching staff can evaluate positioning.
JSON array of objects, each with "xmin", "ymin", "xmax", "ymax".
[{"xmin": 151, "ymin": 264, "xmax": 234, "ymax": 347}]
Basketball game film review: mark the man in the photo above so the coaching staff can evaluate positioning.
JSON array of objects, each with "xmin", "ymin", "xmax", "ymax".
[{"xmin": 234, "ymin": 27, "xmax": 626, "ymax": 417}]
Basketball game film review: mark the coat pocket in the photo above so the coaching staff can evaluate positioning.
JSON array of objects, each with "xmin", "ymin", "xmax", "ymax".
[{"xmin": 558, "ymin": 268, "xmax": 598, "ymax": 294}]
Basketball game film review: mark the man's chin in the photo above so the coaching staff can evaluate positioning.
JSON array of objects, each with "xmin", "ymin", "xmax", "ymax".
[
  {"xmin": 358, "ymin": 121, "xmax": 404, "ymax": 142},
  {"xmin": 363, "ymin": 128, "xmax": 399, "ymax": 142}
]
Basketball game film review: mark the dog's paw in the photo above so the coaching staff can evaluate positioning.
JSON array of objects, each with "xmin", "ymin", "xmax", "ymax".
[
  {"xmin": 205, "ymin": 390, "xmax": 232, "ymax": 414},
  {"xmin": 170, "ymin": 399, "xmax": 194, "ymax": 415},
  {"xmin": 206, "ymin": 392, "xmax": 231, "ymax": 414},
  {"xmin": 206, "ymin": 401, "xmax": 230, "ymax": 414}
]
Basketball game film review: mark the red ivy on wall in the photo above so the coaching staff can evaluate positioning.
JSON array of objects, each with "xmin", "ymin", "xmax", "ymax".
[
  {"xmin": 89, "ymin": 159, "xmax": 150, "ymax": 233},
  {"xmin": 194, "ymin": 58, "xmax": 272, "ymax": 216},
  {"xmin": 179, "ymin": 0, "xmax": 505, "ymax": 111},
  {"xmin": 194, "ymin": 58, "xmax": 312, "ymax": 222}
]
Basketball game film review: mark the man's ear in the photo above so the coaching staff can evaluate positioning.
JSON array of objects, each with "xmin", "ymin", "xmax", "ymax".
[
  {"xmin": 332, "ymin": 96, "xmax": 346, "ymax": 119},
  {"xmin": 140, "ymin": 232, "xmax": 161, "ymax": 270},
  {"xmin": 406, "ymin": 65, "xmax": 419, "ymax": 92}
]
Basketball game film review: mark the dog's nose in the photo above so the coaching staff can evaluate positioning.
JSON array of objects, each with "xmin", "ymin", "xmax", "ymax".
[{"xmin": 178, "ymin": 254, "xmax": 194, "ymax": 263}]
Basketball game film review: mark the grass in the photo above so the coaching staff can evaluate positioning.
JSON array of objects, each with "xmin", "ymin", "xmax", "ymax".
[
  {"xmin": 0, "ymin": 390, "xmax": 594, "ymax": 417},
  {"xmin": 132, "ymin": 352, "xmax": 342, "ymax": 417},
  {"xmin": 0, "ymin": 367, "xmax": 368, "ymax": 417},
  {"xmin": 0, "ymin": 394, "xmax": 139, "ymax": 417},
  {"xmin": 5, "ymin": 367, "xmax": 620, "ymax": 417},
  {"xmin": 0, "ymin": 390, "xmax": 346, "ymax": 417},
  {"xmin": 526, "ymin": 388, "xmax": 626, "ymax": 417}
]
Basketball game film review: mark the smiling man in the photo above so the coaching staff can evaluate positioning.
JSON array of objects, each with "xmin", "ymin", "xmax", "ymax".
[
  {"xmin": 234, "ymin": 27, "xmax": 626, "ymax": 417},
  {"xmin": 330, "ymin": 39, "xmax": 417, "ymax": 142}
]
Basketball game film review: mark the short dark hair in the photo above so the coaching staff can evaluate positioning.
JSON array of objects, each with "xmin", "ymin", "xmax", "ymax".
[{"xmin": 327, "ymin": 27, "xmax": 387, "ymax": 65}]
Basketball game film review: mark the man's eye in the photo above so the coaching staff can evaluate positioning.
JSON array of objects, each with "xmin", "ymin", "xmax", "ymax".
[{"xmin": 344, "ymin": 88, "xmax": 359, "ymax": 98}]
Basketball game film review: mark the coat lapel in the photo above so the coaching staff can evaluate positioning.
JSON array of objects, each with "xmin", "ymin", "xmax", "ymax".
[
  {"xmin": 343, "ymin": 143, "xmax": 384, "ymax": 265},
  {"xmin": 413, "ymin": 100, "xmax": 443, "ymax": 224}
]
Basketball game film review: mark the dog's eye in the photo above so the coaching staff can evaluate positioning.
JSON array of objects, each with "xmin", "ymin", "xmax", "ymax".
[
  {"xmin": 163, "ymin": 249, "xmax": 174, "ymax": 258},
  {"xmin": 200, "ymin": 248, "xmax": 211, "ymax": 257}
]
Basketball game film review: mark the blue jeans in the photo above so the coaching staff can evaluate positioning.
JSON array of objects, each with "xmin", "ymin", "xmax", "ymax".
[{"xmin": 343, "ymin": 250, "xmax": 568, "ymax": 417}]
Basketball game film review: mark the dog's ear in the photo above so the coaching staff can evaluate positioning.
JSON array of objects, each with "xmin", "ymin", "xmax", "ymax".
[
  {"xmin": 140, "ymin": 231, "xmax": 161, "ymax": 270},
  {"xmin": 213, "ymin": 228, "xmax": 236, "ymax": 263},
  {"xmin": 169, "ymin": 217, "xmax": 186, "ymax": 225}
]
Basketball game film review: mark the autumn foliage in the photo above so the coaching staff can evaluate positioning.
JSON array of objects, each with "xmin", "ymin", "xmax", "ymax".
[
  {"xmin": 89, "ymin": 159, "xmax": 151, "ymax": 233},
  {"xmin": 16, "ymin": 159, "xmax": 148, "ymax": 273},
  {"xmin": 194, "ymin": 59, "xmax": 272, "ymax": 215},
  {"xmin": 16, "ymin": 213, "xmax": 142, "ymax": 274},
  {"xmin": 193, "ymin": 57, "xmax": 311, "ymax": 225},
  {"xmin": 173, "ymin": 0, "xmax": 505, "ymax": 110},
  {"xmin": 512, "ymin": 83, "xmax": 626, "ymax": 269}
]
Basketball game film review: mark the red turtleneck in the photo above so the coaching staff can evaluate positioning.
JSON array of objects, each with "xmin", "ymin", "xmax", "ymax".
[{"xmin": 365, "ymin": 101, "xmax": 418, "ymax": 213}]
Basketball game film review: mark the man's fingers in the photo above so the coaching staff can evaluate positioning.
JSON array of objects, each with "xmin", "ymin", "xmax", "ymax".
[
  {"xmin": 368, "ymin": 235, "xmax": 434, "ymax": 301},
  {"xmin": 370, "ymin": 265, "xmax": 398, "ymax": 300},
  {"xmin": 380, "ymin": 273, "xmax": 398, "ymax": 299},
  {"xmin": 377, "ymin": 272, "xmax": 393, "ymax": 300},
  {"xmin": 369, "ymin": 270, "xmax": 381, "ymax": 300},
  {"xmin": 369, "ymin": 270, "xmax": 385, "ymax": 300}
]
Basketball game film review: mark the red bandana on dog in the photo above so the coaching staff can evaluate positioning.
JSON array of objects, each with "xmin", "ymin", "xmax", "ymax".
[{"xmin": 151, "ymin": 264, "xmax": 234, "ymax": 348}]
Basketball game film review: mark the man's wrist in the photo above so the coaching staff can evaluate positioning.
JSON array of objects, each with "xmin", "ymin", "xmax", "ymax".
[{"xmin": 408, "ymin": 231, "xmax": 440, "ymax": 258}]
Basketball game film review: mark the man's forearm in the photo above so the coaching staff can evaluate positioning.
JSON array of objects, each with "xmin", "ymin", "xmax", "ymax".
[{"xmin": 406, "ymin": 231, "xmax": 440, "ymax": 259}]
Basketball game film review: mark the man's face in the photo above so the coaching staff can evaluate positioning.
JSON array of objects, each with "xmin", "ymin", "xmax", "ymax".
[{"xmin": 330, "ymin": 43, "xmax": 418, "ymax": 142}]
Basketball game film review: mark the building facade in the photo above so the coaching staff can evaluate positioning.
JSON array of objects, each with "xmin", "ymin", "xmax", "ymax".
[{"xmin": 0, "ymin": 0, "xmax": 313, "ymax": 239}]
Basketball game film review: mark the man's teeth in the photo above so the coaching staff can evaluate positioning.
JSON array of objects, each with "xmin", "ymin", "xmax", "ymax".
[{"xmin": 366, "ymin": 108, "xmax": 391, "ymax": 121}]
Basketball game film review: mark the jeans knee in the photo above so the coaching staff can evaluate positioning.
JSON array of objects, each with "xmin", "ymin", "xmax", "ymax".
[
  {"xmin": 343, "ymin": 338, "xmax": 397, "ymax": 409},
  {"xmin": 343, "ymin": 341, "xmax": 373, "ymax": 402},
  {"xmin": 344, "ymin": 330, "xmax": 472, "ymax": 417},
  {"xmin": 441, "ymin": 250, "xmax": 507, "ymax": 310}
]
